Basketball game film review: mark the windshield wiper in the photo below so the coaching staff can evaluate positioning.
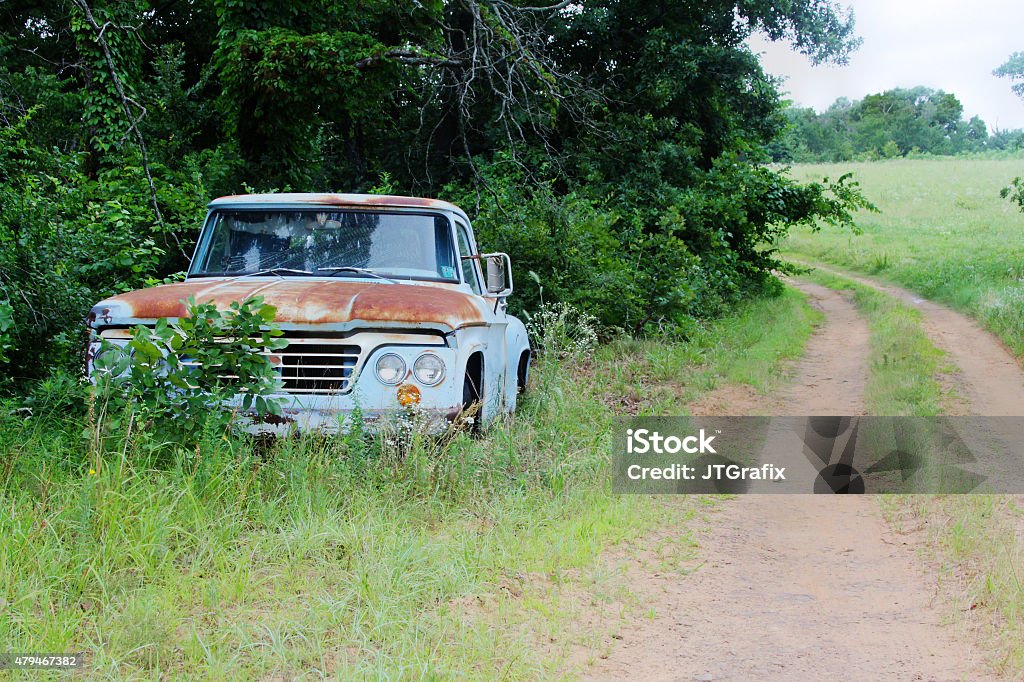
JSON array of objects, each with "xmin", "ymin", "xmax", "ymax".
[
  {"xmin": 317, "ymin": 266, "xmax": 396, "ymax": 284},
  {"xmin": 239, "ymin": 267, "xmax": 315, "ymax": 278}
]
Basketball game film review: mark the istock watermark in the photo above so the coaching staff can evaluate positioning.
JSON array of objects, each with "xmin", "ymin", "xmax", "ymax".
[
  {"xmin": 626, "ymin": 428, "xmax": 718, "ymax": 454},
  {"xmin": 613, "ymin": 417, "xmax": 1024, "ymax": 494}
]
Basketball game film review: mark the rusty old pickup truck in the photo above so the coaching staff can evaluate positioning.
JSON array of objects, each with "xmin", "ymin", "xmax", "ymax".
[{"xmin": 87, "ymin": 193, "xmax": 532, "ymax": 432}]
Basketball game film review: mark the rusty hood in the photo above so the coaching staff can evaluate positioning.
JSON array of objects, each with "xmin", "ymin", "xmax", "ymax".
[{"xmin": 89, "ymin": 278, "xmax": 489, "ymax": 333}]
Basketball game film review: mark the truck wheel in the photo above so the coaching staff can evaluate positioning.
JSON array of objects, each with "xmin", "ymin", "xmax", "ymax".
[
  {"xmin": 461, "ymin": 360, "xmax": 483, "ymax": 433},
  {"xmin": 517, "ymin": 351, "xmax": 531, "ymax": 394}
]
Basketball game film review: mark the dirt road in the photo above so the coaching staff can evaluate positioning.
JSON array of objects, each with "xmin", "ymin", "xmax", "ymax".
[
  {"xmin": 792, "ymin": 261, "xmax": 1024, "ymax": 417},
  {"xmin": 585, "ymin": 274, "xmax": 1024, "ymax": 681}
]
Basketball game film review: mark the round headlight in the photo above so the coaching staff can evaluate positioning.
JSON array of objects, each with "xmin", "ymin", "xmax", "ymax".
[
  {"xmin": 375, "ymin": 353, "xmax": 406, "ymax": 385},
  {"xmin": 413, "ymin": 353, "xmax": 445, "ymax": 386},
  {"xmin": 92, "ymin": 342, "xmax": 131, "ymax": 376}
]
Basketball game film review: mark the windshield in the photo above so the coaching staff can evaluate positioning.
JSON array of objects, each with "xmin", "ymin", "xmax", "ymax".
[{"xmin": 190, "ymin": 209, "xmax": 459, "ymax": 281}]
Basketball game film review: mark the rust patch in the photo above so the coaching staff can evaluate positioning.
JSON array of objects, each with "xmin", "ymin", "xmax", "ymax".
[
  {"xmin": 247, "ymin": 411, "xmax": 295, "ymax": 425},
  {"xmin": 347, "ymin": 282, "xmax": 485, "ymax": 327},
  {"xmin": 94, "ymin": 279, "xmax": 488, "ymax": 330}
]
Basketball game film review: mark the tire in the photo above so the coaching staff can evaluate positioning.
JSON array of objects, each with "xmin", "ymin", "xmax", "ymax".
[
  {"xmin": 517, "ymin": 351, "xmax": 531, "ymax": 394},
  {"xmin": 461, "ymin": 371, "xmax": 482, "ymax": 434}
]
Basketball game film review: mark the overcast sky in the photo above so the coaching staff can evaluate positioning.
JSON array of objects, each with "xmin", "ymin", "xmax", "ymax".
[{"xmin": 749, "ymin": 0, "xmax": 1024, "ymax": 130}]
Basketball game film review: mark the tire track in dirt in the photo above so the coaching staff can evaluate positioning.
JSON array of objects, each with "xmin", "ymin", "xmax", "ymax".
[
  {"xmin": 792, "ymin": 260, "xmax": 1024, "ymax": 416},
  {"xmin": 585, "ymin": 280, "xmax": 1000, "ymax": 681},
  {"xmin": 689, "ymin": 281, "xmax": 871, "ymax": 417}
]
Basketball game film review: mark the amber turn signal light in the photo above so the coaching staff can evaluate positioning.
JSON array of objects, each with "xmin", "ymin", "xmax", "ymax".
[{"xmin": 397, "ymin": 383, "xmax": 421, "ymax": 406}]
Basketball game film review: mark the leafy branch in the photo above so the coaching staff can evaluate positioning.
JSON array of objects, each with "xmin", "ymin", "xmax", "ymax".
[{"xmin": 70, "ymin": 0, "xmax": 165, "ymax": 232}]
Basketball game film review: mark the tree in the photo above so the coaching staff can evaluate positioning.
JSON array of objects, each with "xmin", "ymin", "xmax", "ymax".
[
  {"xmin": 1001, "ymin": 178, "xmax": 1024, "ymax": 212},
  {"xmin": 965, "ymin": 116, "xmax": 988, "ymax": 144},
  {"xmin": 1, "ymin": 0, "xmax": 872, "ymax": 382},
  {"xmin": 995, "ymin": 52, "xmax": 1024, "ymax": 99}
]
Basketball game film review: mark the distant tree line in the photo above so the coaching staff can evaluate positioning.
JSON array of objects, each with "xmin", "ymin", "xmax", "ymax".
[{"xmin": 772, "ymin": 87, "xmax": 1024, "ymax": 162}]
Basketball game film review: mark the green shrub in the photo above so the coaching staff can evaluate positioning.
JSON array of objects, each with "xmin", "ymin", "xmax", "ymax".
[
  {"xmin": 93, "ymin": 296, "xmax": 287, "ymax": 436},
  {"xmin": 442, "ymin": 154, "xmax": 870, "ymax": 336},
  {"xmin": 0, "ymin": 299, "xmax": 12, "ymax": 364},
  {"xmin": 0, "ymin": 110, "xmax": 215, "ymax": 387},
  {"xmin": 442, "ymin": 168, "xmax": 644, "ymax": 329}
]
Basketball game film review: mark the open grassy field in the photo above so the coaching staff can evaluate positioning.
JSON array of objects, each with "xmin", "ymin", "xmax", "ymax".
[
  {"xmin": 784, "ymin": 158, "xmax": 1024, "ymax": 354},
  {"xmin": 0, "ymin": 288, "xmax": 816, "ymax": 680}
]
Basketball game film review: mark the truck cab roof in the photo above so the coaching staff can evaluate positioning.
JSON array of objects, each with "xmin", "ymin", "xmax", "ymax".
[{"xmin": 208, "ymin": 193, "xmax": 471, "ymax": 224}]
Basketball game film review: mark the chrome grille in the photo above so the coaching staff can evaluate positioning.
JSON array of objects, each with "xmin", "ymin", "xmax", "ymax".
[
  {"xmin": 268, "ymin": 337, "xmax": 361, "ymax": 394},
  {"xmin": 180, "ymin": 336, "xmax": 363, "ymax": 395}
]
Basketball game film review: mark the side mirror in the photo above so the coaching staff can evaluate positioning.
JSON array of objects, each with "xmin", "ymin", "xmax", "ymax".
[{"xmin": 482, "ymin": 253, "xmax": 513, "ymax": 296}]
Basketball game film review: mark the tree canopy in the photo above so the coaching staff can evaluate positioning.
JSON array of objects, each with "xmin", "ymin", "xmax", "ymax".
[
  {"xmin": 995, "ymin": 52, "xmax": 1024, "ymax": 100},
  {"xmin": 0, "ymin": 0, "xmax": 870, "ymax": 385}
]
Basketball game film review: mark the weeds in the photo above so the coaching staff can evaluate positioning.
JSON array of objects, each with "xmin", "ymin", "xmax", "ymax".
[
  {"xmin": 591, "ymin": 287, "xmax": 821, "ymax": 414},
  {"xmin": 525, "ymin": 301, "xmax": 600, "ymax": 361},
  {"xmin": 92, "ymin": 296, "xmax": 287, "ymax": 438},
  {"xmin": 1, "ymin": 357, "xmax": 642, "ymax": 678}
]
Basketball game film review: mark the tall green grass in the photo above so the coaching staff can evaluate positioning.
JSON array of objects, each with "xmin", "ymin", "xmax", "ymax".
[
  {"xmin": 784, "ymin": 158, "xmax": 1024, "ymax": 354},
  {"xmin": 593, "ymin": 286, "xmax": 821, "ymax": 414},
  {"xmin": 1, "ymin": 366, "xmax": 659, "ymax": 679},
  {"xmin": 0, "ymin": 287, "xmax": 817, "ymax": 679}
]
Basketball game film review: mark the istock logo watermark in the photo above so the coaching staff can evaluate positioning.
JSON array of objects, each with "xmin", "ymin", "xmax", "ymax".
[
  {"xmin": 626, "ymin": 428, "xmax": 718, "ymax": 454},
  {"xmin": 613, "ymin": 417, "xmax": 1024, "ymax": 494}
]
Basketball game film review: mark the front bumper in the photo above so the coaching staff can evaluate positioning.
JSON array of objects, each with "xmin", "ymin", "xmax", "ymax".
[
  {"xmin": 240, "ymin": 402, "xmax": 465, "ymax": 435},
  {"xmin": 89, "ymin": 331, "xmax": 465, "ymax": 435},
  {"xmin": 233, "ymin": 367, "xmax": 464, "ymax": 435}
]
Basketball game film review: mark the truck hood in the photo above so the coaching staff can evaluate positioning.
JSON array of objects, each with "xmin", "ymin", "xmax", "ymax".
[{"xmin": 89, "ymin": 278, "xmax": 489, "ymax": 332}]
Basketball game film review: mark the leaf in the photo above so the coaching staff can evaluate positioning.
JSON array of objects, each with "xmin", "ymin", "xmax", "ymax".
[
  {"xmin": 258, "ymin": 303, "xmax": 278, "ymax": 323},
  {"xmin": 129, "ymin": 338, "xmax": 163, "ymax": 361}
]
